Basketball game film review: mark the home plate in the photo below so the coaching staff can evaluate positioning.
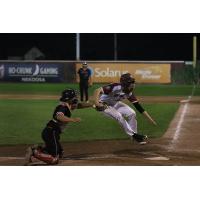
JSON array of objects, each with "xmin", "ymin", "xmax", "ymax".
[{"xmin": 144, "ymin": 156, "xmax": 170, "ymax": 161}]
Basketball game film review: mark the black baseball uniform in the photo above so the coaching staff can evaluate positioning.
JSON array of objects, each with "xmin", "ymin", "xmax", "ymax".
[
  {"xmin": 41, "ymin": 103, "xmax": 71, "ymax": 157},
  {"xmin": 77, "ymin": 68, "xmax": 91, "ymax": 101}
]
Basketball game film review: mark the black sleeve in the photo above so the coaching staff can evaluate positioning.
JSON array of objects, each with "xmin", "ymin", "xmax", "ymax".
[
  {"xmin": 133, "ymin": 102, "xmax": 145, "ymax": 113},
  {"xmin": 53, "ymin": 106, "xmax": 66, "ymax": 120}
]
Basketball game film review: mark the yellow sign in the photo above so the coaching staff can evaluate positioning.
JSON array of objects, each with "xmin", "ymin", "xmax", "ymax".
[{"xmin": 76, "ymin": 63, "xmax": 171, "ymax": 83}]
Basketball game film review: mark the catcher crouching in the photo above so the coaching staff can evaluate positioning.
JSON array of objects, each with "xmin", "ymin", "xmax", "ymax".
[{"xmin": 25, "ymin": 89, "xmax": 81, "ymax": 165}]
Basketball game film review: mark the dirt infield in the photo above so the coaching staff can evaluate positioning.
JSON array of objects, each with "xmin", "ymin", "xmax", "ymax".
[{"xmin": 0, "ymin": 94, "xmax": 200, "ymax": 166}]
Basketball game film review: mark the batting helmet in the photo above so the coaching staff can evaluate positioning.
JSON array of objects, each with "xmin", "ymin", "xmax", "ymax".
[
  {"xmin": 120, "ymin": 73, "xmax": 135, "ymax": 87},
  {"xmin": 60, "ymin": 89, "xmax": 78, "ymax": 104}
]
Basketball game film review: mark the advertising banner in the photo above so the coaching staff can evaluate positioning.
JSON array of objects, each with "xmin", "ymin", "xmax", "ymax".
[
  {"xmin": 0, "ymin": 62, "xmax": 64, "ymax": 82},
  {"xmin": 76, "ymin": 63, "xmax": 171, "ymax": 83}
]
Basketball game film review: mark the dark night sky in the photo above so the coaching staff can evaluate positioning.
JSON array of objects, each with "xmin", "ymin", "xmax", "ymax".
[{"xmin": 0, "ymin": 33, "xmax": 199, "ymax": 60}]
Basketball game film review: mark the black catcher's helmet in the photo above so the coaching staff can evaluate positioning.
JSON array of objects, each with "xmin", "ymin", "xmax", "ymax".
[
  {"xmin": 120, "ymin": 73, "xmax": 135, "ymax": 87},
  {"xmin": 60, "ymin": 89, "xmax": 78, "ymax": 104}
]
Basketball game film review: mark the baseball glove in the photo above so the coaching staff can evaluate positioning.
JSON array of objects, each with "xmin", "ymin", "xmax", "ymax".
[{"xmin": 95, "ymin": 104, "xmax": 108, "ymax": 112}]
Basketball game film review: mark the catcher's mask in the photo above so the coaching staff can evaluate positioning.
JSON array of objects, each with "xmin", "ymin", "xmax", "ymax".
[
  {"xmin": 60, "ymin": 89, "xmax": 78, "ymax": 108},
  {"xmin": 120, "ymin": 73, "xmax": 135, "ymax": 93}
]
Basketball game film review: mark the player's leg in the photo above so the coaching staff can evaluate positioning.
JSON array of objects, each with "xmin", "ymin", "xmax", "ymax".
[
  {"xmin": 25, "ymin": 144, "xmax": 43, "ymax": 163},
  {"xmin": 32, "ymin": 147, "xmax": 59, "ymax": 165},
  {"xmin": 114, "ymin": 101, "xmax": 137, "ymax": 133},
  {"xmin": 31, "ymin": 128, "xmax": 60, "ymax": 164},
  {"xmin": 84, "ymin": 84, "xmax": 89, "ymax": 102},
  {"xmin": 42, "ymin": 128, "xmax": 62, "ymax": 156},
  {"xmin": 114, "ymin": 102, "xmax": 148, "ymax": 144},
  {"xmin": 55, "ymin": 134, "xmax": 64, "ymax": 158},
  {"xmin": 79, "ymin": 83, "xmax": 84, "ymax": 102},
  {"xmin": 25, "ymin": 144, "xmax": 58, "ymax": 165},
  {"xmin": 103, "ymin": 106, "xmax": 134, "ymax": 136}
]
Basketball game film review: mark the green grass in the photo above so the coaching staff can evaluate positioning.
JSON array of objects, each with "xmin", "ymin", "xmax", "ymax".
[
  {"xmin": 0, "ymin": 99, "xmax": 179, "ymax": 145},
  {"xmin": 0, "ymin": 82, "xmax": 199, "ymax": 96},
  {"xmin": 0, "ymin": 83, "xmax": 103, "ymax": 96},
  {"xmin": 193, "ymin": 85, "xmax": 200, "ymax": 96},
  {"xmin": 134, "ymin": 84, "xmax": 198, "ymax": 96}
]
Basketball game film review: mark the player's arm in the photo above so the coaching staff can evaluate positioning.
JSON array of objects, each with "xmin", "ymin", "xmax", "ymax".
[
  {"xmin": 56, "ymin": 113, "xmax": 81, "ymax": 123},
  {"xmin": 89, "ymin": 76, "xmax": 93, "ymax": 86},
  {"xmin": 88, "ymin": 69, "xmax": 93, "ymax": 86},
  {"xmin": 93, "ymin": 87, "xmax": 104, "ymax": 107},
  {"xmin": 142, "ymin": 111, "xmax": 157, "ymax": 126},
  {"xmin": 128, "ymin": 95, "xmax": 157, "ymax": 126},
  {"xmin": 77, "ymin": 69, "xmax": 80, "ymax": 83},
  {"xmin": 134, "ymin": 102, "xmax": 157, "ymax": 125}
]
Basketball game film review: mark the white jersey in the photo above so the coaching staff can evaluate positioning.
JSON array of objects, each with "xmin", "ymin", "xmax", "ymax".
[{"xmin": 99, "ymin": 83, "xmax": 138, "ymax": 106}]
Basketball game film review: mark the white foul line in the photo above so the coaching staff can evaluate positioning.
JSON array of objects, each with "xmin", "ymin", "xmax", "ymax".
[
  {"xmin": 0, "ymin": 156, "xmax": 24, "ymax": 161},
  {"xmin": 168, "ymin": 85, "xmax": 196, "ymax": 151},
  {"xmin": 170, "ymin": 102, "xmax": 188, "ymax": 148}
]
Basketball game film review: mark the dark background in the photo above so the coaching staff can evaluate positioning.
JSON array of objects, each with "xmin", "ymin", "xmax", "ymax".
[{"xmin": 0, "ymin": 33, "xmax": 199, "ymax": 60}]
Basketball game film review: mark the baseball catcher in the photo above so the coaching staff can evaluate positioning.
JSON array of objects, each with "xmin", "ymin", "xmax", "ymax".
[
  {"xmin": 93, "ymin": 73, "xmax": 157, "ymax": 144},
  {"xmin": 25, "ymin": 89, "xmax": 81, "ymax": 165}
]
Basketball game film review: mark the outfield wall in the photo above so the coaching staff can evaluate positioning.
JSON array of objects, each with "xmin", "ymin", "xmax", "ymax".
[
  {"xmin": 0, "ymin": 60, "xmax": 186, "ymax": 83},
  {"xmin": 76, "ymin": 62, "xmax": 171, "ymax": 83}
]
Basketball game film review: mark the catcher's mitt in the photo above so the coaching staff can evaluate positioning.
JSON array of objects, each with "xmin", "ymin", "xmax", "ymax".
[{"xmin": 94, "ymin": 104, "xmax": 108, "ymax": 112}]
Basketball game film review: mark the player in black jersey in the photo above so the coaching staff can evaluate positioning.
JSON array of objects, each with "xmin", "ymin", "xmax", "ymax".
[
  {"xmin": 25, "ymin": 89, "xmax": 81, "ymax": 165},
  {"xmin": 77, "ymin": 62, "xmax": 92, "ymax": 103}
]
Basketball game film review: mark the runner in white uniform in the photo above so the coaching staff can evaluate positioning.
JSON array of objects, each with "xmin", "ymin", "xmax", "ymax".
[{"xmin": 94, "ymin": 73, "xmax": 157, "ymax": 144}]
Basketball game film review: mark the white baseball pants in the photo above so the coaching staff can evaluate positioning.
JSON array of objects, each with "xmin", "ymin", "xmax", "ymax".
[{"xmin": 103, "ymin": 101, "xmax": 137, "ymax": 136}]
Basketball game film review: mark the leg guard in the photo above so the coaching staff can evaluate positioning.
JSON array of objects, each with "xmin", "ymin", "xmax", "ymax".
[{"xmin": 33, "ymin": 149, "xmax": 59, "ymax": 165}]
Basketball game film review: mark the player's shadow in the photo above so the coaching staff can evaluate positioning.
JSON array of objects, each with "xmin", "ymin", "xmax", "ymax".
[{"xmin": 62, "ymin": 153, "xmax": 95, "ymax": 160}]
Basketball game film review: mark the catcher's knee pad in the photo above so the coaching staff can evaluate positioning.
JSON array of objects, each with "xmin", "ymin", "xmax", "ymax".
[{"xmin": 33, "ymin": 149, "xmax": 58, "ymax": 165}]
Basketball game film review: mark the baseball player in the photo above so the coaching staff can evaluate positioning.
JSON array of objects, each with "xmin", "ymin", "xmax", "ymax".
[
  {"xmin": 93, "ymin": 73, "xmax": 157, "ymax": 144},
  {"xmin": 77, "ymin": 62, "xmax": 93, "ymax": 103},
  {"xmin": 25, "ymin": 89, "xmax": 81, "ymax": 165}
]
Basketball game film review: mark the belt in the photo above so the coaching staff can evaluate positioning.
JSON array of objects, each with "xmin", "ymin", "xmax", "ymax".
[{"xmin": 52, "ymin": 119, "xmax": 58, "ymax": 123}]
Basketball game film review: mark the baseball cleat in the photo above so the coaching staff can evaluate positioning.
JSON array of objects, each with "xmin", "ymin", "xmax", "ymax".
[
  {"xmin": 25, "ymin": 145, "xmax": 42, "ymax": 165},
  {"xmin": 131, "ymin": 133, "xmax": 148, "ymax": 145},
  {"xmin": 25, "ymin": 146, "xmax": 34, "ymax": 165}
]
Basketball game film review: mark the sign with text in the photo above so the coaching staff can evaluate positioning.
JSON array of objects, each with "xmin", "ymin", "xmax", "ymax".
[
  {"xmin": 76, "ymin": 63, "xmax": 171, "ymax": 83},
  {"xmin": 0, "ymin": 62, "xmax": 64, "ymax": 82}
]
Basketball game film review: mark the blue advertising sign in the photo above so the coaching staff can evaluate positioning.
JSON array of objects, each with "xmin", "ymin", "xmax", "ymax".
[{"xmin": 0, "ymin": 62, "xmax": 64, "ymax": 82}]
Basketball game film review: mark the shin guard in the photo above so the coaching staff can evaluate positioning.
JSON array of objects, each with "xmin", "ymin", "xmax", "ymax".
[{"xmin": 33, "ymin": 149, "xmax": 58, "ymax": 165}]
